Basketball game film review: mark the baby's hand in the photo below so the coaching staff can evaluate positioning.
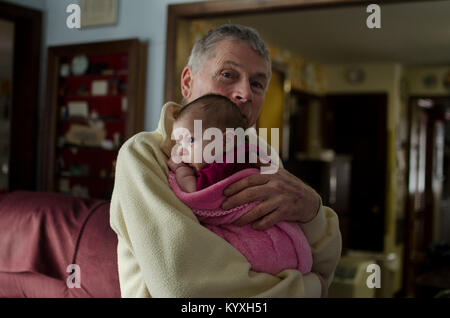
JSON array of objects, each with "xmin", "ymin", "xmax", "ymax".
[
  {"xmin": 168, "ymin": 158, "xmax": 197, "ymax": 193},
  {"xmin": 167, "ymin": 157, "xmax": 184, "ymax": 172}
]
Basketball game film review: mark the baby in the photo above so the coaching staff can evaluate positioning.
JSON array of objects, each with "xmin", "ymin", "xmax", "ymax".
[
  {"xmin": 167, "ymin": 94, "xmax": 312, "ymax": 275},
  {"xmin": 168, "ymin": 94, "xmax": 258, "ymax": 192}
]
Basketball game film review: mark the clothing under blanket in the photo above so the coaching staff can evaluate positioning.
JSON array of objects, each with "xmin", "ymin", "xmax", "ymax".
[{"xmin": 168, "ymin": 168, "xmax": 313, "ymax": 275}]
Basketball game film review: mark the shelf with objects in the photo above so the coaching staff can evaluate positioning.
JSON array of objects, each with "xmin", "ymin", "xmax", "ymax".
[{"xmin": 40, "ymin": 39, "xmax": 147, "ymax": 200}]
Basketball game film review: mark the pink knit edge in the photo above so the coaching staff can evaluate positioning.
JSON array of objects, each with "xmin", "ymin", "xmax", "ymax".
[{"xmin": 168, "ymin": 168, "xmax": 260, "ymax": 210}]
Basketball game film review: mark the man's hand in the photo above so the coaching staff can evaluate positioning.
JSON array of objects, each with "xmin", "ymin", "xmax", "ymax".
[{"xmin": 221, "ymin": 167, "xmax": 321, "ymax": 230}]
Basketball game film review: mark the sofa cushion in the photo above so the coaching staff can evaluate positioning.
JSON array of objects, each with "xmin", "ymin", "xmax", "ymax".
[
  {"xmin": 0, "ymin": 191, "xmax": 120, "ymax": 297},
  {"xmin": 73, "ymin": 197, "xmax": 120, "ymax": 297}
]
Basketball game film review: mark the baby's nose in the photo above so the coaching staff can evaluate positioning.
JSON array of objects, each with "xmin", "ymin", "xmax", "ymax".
[
  {"xmin": 177, "ymin": 146, "xmax": 189, "ymax": 157},
  {"xmin": 177, "ymin": 145, "xmax": 183, "ymax": 156}
]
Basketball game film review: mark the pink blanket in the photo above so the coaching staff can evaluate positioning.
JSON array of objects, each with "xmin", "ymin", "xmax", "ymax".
[{"xmin": 168, "ymin": 168, "xmax": 312, "ymax": 275}]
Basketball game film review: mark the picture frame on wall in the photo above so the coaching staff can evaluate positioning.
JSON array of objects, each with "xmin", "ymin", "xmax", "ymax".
[{"xmin": 81, "ymin": 0, "xmax": 118, "ymax": 28}]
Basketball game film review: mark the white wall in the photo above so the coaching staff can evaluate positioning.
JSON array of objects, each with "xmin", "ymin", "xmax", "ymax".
[
  {"xmin": 5, "ymin": 0, "xmax": 205, "ymax": 131},
  {"xmin": 43, "ymin": 0, "xmax": 205, "ymax": 131},
  {"xmin": 406, "ymin": 66, "xmax": 450, "ymax": 96},
  {"xmin": 3, "ymin": 0, "xmax": 205, "ymax": 188},
  {"xmin": 7, "ymin": 0, "xmax": 207, "ymax": 130}
]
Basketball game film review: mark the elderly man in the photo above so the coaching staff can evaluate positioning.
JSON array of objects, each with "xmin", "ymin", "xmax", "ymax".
[{"xmin": 110, "ymin": 24, "xmax": 341, "ymax": 298}]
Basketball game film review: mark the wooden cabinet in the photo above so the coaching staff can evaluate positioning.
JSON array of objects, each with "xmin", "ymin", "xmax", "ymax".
[{"xmin": 40, "ymin": 39, "xmax": 147, "ymax": 200}]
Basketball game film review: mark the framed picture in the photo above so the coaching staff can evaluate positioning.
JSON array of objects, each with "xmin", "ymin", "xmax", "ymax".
[{"xmin": 81, "ymin": 0, "xmax": 118, "ymax": 28}]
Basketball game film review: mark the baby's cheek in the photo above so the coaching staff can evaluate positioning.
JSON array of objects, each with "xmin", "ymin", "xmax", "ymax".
[
  {"xmin": 191, "ymin": 144, "xmax": 202, "ymax": 162},
  {"xmin": 184, "ymin": 149, "xmax": 194, "ymax": 163}
]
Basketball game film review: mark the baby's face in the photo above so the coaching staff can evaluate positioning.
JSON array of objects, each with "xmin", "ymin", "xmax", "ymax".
[{"xmin": 172, "ymin": 117, "xmax": 210, "ymax": 171}]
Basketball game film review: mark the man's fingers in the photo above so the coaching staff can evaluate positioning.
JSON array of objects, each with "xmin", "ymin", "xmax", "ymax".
[
  {"xmin": 253, "ymin": 209, "xmax": 284, "ymax": 230},
  {"xmin": 233, "ymin": 199, "xmax": 278, "ymax": 226},
  {"xmin": 221, "ymin": 184, "xmax": 266, "ymax": 210},
  {"xmin": 223, "ymin": 174, "xmax": 269, "ymax": 197},
  {"xmin": 278, "ymin": 167, "xmax": 305, "ymax": 188}
]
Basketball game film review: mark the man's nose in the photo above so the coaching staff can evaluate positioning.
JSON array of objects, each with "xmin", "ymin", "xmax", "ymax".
[{"xmin": 231, "ymin": 80, "xmax": 252, "ymax": 105}]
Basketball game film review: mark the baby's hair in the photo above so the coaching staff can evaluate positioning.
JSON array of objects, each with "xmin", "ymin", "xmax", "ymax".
[{"xmin": 176, "ymin": 94, "xmax": 248, "ymax": 130}]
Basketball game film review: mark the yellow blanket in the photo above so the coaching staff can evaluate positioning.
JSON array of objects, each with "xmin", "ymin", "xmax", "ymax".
[{"xmin": 110, "ymin": 101, "xmax": 342, "ymax": 297}]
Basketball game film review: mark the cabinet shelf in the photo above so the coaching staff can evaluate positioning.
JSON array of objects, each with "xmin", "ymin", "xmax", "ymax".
[
  {"xmin": 61, "ymin": 116, "xmax": 125, "ymax": 123},
  {"xmin": 62, "ymin": 73, "xmax": 128, "ymax": 81},
  {"xmin": 63, "ymin": 95, "xmax": 126, "ymax": 100},
  {"xmin": 57, "ymin": 174, "xmax": 114, "ymax": 181},
  {"xmin": 41, "ymin": 39, "xmax": 147, "ymax": 200},
  {"xmin": 58, "ymin": 143, "xmax": 120, "ymax": 152}
]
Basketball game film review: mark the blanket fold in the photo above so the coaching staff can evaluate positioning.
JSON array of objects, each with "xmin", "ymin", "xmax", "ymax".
[{"xmin": 168, "ymin": 169, "xmax": 313, "ymax": 275}]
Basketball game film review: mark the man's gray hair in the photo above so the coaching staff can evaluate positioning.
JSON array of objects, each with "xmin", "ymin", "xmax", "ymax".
[{"xmin": 187, "ymin": 24, "xmax": 272, "ymax": 79}]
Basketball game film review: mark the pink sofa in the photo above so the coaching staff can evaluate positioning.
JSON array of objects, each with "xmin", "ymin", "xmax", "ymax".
[{"xmin": 0, "ymin": 191, "xmax": 120, "ymax": 297}]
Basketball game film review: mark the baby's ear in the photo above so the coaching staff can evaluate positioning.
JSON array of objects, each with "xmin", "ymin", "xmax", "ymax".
[{"xmin": 173, "ymin": 108, "xmax": 181, "ymax": 119}]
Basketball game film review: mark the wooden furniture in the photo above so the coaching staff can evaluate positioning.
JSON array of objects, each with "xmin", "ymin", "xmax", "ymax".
[{"xmin": 40, "ymin": 39, "xmax": 147, "ymax": 200}]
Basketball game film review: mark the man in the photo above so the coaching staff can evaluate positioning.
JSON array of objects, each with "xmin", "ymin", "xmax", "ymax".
[{"xmin": 110, "ymin": 24, "xmax": 341, "ymax": 297}]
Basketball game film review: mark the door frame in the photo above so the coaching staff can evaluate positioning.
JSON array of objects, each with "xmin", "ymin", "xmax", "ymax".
[
  {"xmin": 0, "ymin": 2, "xmax": 42, "ymax": 191},
  {"xmin": 164, "ymin": 0, "xmax": 429, "ymax": 103},
  {"xmin": 404, "ymin": 96, "xmax": 450, "ymax": 296}
]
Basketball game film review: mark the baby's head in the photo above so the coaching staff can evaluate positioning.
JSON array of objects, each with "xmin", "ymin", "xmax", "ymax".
[{"xmin": 172, "ymin": 94, "xmax": 248, "ymax": 171}]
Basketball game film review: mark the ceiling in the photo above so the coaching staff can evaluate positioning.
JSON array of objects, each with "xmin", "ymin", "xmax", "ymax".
[{"xmin": 207, "ymin": 0, "xmax": 450, "ymax": 65}]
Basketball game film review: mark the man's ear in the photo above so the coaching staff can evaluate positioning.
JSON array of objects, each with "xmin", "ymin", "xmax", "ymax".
[{"xmin": 181, "ymin": 66, "xmax": 193, "ymax": 99}]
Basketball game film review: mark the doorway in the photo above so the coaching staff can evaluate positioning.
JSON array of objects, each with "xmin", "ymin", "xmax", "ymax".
[
  {"xmin": 164, "ymin": 0, "xmax": 450, "ymax": 297},
  {"xmin": 405, "ymin": 97, "xmax": 450, "ymax": 297},
  {"xmin": 0, "ymin": 2, "xmax": 42, "ymax": 192},
  {"xmin": 0, "ymin": 19, "xmax": 14, "ymax": 193},
  {"xmin": 285, "ymin": 93, "xmax": 388, "ymax": 252},
  {"xmin": 328, "ymin": 94, "xmax": 387, "ymax": 252}
]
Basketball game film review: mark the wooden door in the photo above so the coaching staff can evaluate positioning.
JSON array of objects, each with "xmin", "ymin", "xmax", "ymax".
[
  {"xmin": 326, "ymin": 94, "xmax": 388, "ymax": 252},
  {"xmin": 405, "ymin": 104, "xmax": 428, "ymax": 296},
  {"xmin": 0, "ymin": 2, "xmax": 42, "ymax": 192},
  {"xmin": 404, "ymin": 98, "xmax": 448, "ymax": 296}
]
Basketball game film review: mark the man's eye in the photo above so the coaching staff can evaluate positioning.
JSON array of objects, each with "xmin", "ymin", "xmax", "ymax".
[
  {"xmin": 251, "ymin": 82, "xmax": 265, "ymax": 93},
  {"xmin": 189, "ymin": 137, "xmax": 195, "ymax": 143},
  {"xmin": 221, "ymin": 72, "xmax": 233, "ymax": 78},
  {"xmin": 252, "ymin": 81, "xmax": 264, "ymax": 89}
]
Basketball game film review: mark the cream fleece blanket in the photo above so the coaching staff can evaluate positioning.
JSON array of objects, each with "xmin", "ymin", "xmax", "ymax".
[{"xmin": 110, "ymin": 101, "xmax": 342, "ymax": 298}]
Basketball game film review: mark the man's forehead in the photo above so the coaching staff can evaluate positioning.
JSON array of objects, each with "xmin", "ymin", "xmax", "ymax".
[
  {"xmin": 210, "ymin": 40, "xmax": 269, "ymax": 76},
  {"xmin": 212, "ymin": 58, "xmax": 268, "ymax": 80}
]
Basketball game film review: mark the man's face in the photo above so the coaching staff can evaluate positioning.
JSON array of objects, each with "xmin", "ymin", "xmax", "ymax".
[{"xmin": 181, "ymin": 39, "xmax": 269, "ymax": 127}]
